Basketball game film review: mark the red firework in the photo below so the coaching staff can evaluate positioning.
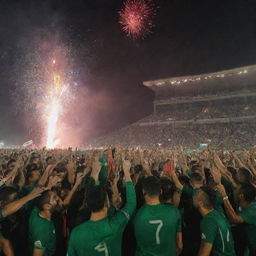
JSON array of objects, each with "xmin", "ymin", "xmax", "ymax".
[{"xmin": 119, "ymin": 0, "xmax": 156, "ymax": 39}]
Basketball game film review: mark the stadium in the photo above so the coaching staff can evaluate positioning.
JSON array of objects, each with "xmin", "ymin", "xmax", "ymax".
[{"xmin": 93, "ymin": 65, "xmax": 256, "ymax": 149}]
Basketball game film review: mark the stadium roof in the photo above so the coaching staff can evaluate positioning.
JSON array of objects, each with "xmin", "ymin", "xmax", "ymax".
[{"xmin": 143, "ymin": 64, "xmax": 256, "ymax": 88}]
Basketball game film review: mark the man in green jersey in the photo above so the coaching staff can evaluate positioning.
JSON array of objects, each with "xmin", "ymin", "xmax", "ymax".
[
  {"xmin": 193, "ymin": 186, "xmax": 235, "ymax": 256},
  {"xmin": 29, "ymin": 190, "xmax": 59, "ymax": 256},
  {"xmin": 0, "ymin": 186, "xmax": 43, "ymax": 255},
  {"xmin": 216, "ymin": 182, "xmax": 256, "ymax": 256},
  {"xmin": 67, "ymin": 160, "xmax": 136, "ymax": 256},
  {"xmin": 134, "ymin": 176, "xmax": 182, "ymax": 256}
]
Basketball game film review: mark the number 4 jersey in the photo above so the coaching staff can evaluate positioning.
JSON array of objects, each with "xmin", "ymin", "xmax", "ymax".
[
  {"xmin": 67, "ymin": 182, "xmax": 136, "ymax": 256},
  {"xmin": 133, "ymin": 203, "xmax": 181, "ymax": 256}
]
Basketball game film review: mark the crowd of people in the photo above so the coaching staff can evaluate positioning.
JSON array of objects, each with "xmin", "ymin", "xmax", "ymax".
[
  {"xmin": 146, "ymin": 101, "xmax": 256, "ymax": 122},
  {"xmin": 0, "ymin": 147, "xmax": 255, "ymax": 256},
  {"xmin": 93, "ymin": 122, "xmax": 256, "ymax": 149}
]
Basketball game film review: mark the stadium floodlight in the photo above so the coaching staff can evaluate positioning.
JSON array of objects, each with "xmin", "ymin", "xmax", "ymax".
[{"xmin": 0, "ymin": 141, "xmax": 5, "ymax": 148}]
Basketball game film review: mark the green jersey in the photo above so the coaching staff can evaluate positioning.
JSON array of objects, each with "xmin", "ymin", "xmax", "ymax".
[
  {"xmin": 28, "ymin": 207, "xmax": 56, "ymax": 256},
  {"xmin": 67, "ymin": 181, "xmax": 136, "ymax": 256},
  {"xmin": 200, "ymin": 210, "xmax": 235, "ymax": 256},
  {"xmin": 238, "ymin": 201, "xmax": 256, "ymax": 251},
  {"xmin": 22, "ymin": 184, "xmax": 40, "ymax": 216},
  {"xmin": 134, "ymin": 203, "xmax": 181, "ymax": 256}
]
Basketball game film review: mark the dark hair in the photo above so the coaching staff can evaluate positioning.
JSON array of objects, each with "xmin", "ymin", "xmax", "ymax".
[
  {"xmin": 86, "ymin": 186, "xmax": 108, "ymax": 212},
  {"xmin": 53, "ymin": 167, "xmax": 66, "ymax": 174},
  {"xmin": 179, "ymin": 175, "xmax": 190, "ymax": 186},
  {"xmin": 7, "ymin": 159, "xmax": 16, "ymax": 168},
  {"xmin": 190, "ymin": 172, "xmax": 203, "ymax": 183},
  {"xmin": 142, "ymin": 176, "xmax": 161, "ymax": 197},
  {"xmin": 76, "ymin": 165, "xmax": 86, "ymax": 173},
  {"xmin": 26, "ymin": 163, "xmax": 40, "ymax": 173},
  {"xmin": 200, "ymin": 186, "xmax": 216, "ymax": 209},
  {"xmin": 238, "ymin": 168, "xmax": 252, "ymax": 184},
  {"xmin": 160, "ymin": 178, "xmax": 175, "ymax": 202},
  {"xmin": 34, "ymin": 191, "xmax": 51, "ymax": 211},
  {"xmin": 191, "ymin": 165, "xmax": 200, "ymax": 173},
  {"xmin": 239, "ymin": 183, "xmax": 256, "ymax": 202},
  {"xmin": 46, "ymin": 156, "xmax": 53, "ymax": 164},
  {"xmin": 189, "ymin": 160, "xmax": 198, "ymax": 167},
  {"xmin": 227, "ymin": 166, "xmax": 237, "ymax": 179},
  {"xmin": 0, "ymin": 187, "xmax": 18, "ymax": 202},
  {"xmin": 134, "ymin": 165, "xmax": 143, "ymax": 174}
]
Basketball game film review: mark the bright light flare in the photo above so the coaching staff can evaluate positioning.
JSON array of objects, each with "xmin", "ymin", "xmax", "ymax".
[
  {"xmin": 46, "ymin": 73, "xmax": 69, "ymax": 149},
  {"xmin": 46, "ymin": 99, "xmax": 60, "ymax": 148},
  {"xmin": 119, "ymin": 0, "xmax": 156, "ymax": 39}
]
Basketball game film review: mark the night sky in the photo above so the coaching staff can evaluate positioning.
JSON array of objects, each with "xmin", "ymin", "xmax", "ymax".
[{"xmin": 0, "ymin": 0, "xmax": 256, "ymax": 145}]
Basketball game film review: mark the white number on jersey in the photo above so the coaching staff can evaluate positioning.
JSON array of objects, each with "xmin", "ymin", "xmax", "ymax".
[
  {"xmin": 149, "ymin": 220, "xmax": 163, "ymax": 245},
  {"xmin": 94, "ymin": 242, "xmax": 109, "ymax": 256}
]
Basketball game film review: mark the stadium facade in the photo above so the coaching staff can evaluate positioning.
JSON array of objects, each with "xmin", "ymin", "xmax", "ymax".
[{"xmin": 93, "ymin": 65, "xmax": 256, "ymax": 149}]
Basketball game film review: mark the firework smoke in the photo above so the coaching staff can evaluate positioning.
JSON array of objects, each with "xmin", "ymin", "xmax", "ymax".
[
  {"xmin": 119, "ymin": 0, "xmax": 156, "ymax": 39},
  {"xmin": 13, "ymin": 35, "xmax": 78, "ymax": 148}
]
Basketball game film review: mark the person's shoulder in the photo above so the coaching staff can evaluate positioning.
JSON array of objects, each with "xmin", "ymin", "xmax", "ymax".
[
  {"xmin": 71, "ymin": 221, "xmax": 90, "ymax": 236},
  {"xmin": 202, "ymin": 211, "xmax": 219, "ymax": 224},
  {"xmin": 134, "ymin": 205, "xmax": 148, "ymax": 218},
  {"xmin": 29, "ymin": 207, "xmax": 40, "ymax": 221}
]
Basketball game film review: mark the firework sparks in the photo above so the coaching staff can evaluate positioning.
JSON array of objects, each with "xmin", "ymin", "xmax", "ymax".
[
  {"xmin": 46, "ymin": 71, "xmax": 69, "ymax": 149},
  {"xmin": 119, "ymin": 0, "xmax": 156, "ymax": 39}
]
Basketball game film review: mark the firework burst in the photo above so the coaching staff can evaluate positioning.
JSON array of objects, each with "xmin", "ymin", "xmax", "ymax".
[
  {"xmin": 13, "ymin": 35, "xmax": 77, "ymax": 148},
  {"xmin": 119, "ymin": 0, "xmax": 156, "ymax": 39}
]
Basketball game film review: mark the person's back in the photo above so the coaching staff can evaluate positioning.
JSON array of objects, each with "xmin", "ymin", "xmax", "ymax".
[
  {"xmin": 194, "ymin": 186, "xmax": 235, "ymax": 256},
  {"xmin": 134, "ymin": 203, "xmax": 181, "ymax": 256},
  {"xmin": 200, "ymin": 210, "xmax": 235, "ymax": 256},
  {"xmin": 134, "ymin": 176, "xmax": 182, "ymax": 256},
  {"xmin": 67, "ymin": 160, "xmax": 136, "ymax": 256},
  {"xmin": 69, "ymin": 211, "xmax": 131, "ymax": 256}
]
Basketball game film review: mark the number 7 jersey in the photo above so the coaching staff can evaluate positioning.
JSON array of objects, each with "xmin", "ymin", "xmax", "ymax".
[{"xmin": 133, "ymin": 203, "xmax": 181, "ymax": 256}]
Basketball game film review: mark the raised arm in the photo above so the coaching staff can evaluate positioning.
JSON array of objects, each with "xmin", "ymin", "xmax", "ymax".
[{"xmin": 2, "ymin": 187, "xmax": 44, "ymax": 218}]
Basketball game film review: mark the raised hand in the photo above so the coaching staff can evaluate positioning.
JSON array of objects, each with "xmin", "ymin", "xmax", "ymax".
[
  {"xmin": 27, "ymin": 187, "xmax": 45, "ymax": 200},
  {"xmin": 75, "ymin": 173, "xmax": 85, "ymax": 185},
  {"xmin": 47, "ymin": 176, "xmax": 62, "ymax": 189},
  {"xmin": 210, "ymin": 166, "xmax": 222, "ymax": 185},
  {"xmin": 123, "ymin": 160, "xmax": 131, "ymax": 173}
]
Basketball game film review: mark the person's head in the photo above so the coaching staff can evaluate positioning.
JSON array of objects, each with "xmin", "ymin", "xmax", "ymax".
[
  {"xmin": 86, "ymin": 186, "xmax": 109, "ymax": 213},
  {"xmin": 142, "ymin": 176, "xmax": 161, "ymax": 199},
  {"xmin": 52, "ymin": 168, "xmax": 66, "ymax": 185},
  {"xmin": 26, "ymin": 164, "xmax": 41, "ymax": 185},
  {"xmin": 46, "ymin": 156, "xmax": 55, "ymax": 165},
  {"xmin": 236, "ymin": 183, "xmax": 256, "ymax": 205},
  {"xmin": 227, "ymin": 166, "xmax": 237, "ymax": 180},
  {"xmin": 134, "ymin": 165, "xmax": 143, "ymax": 174},
  {"xmin": 236, "ymin": 168, "xmax": 252, "ymax": 184},
  {"xmin": 7, "ymin": 159, "xmax": 16, "ymax": 171},
  {"xmin": 190, "ymin": 172, "xmax": 203, "ymax": 187},
  {"xmin": 0, "ymin": 187, "xmax": 18, "ymax": 207},
  {"xmin": 30, "ymin": 156, "xmax": 40, "ymax": 165},
  {"xmin": 160, "ymin": 177, "xmax": 175, "ymax": 203},
  {"xmin": 35, "ymin": 190, "xmax": 59, "ymax": 213},
  {"xmin": 193, "ymin": 186, "xmax": 216, "ymax": 213}
]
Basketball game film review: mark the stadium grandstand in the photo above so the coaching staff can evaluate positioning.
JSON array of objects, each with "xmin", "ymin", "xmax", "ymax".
[{"xmin": 92, "ymin": 65, "xmax": 256, "ymax": 149}]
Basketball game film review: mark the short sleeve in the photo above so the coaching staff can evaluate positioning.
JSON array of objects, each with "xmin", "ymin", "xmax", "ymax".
[
  {"xmin": 176, "ymin": 209, "xmax": 182, "ymax": 233},
  {"xmin": 200, "ymin": 217, "xmax": 217, "ymax": 244},
  {"xmin": 239, "ymin": 207, "xmax": 256, "ymax": 225},
  {"xmin": 32, "ymin": 226, "xmax": 51, "ymax": 251},
  {"xmin": 67, "ymin": 230, "xmax": 76, "ymax": 256}
]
